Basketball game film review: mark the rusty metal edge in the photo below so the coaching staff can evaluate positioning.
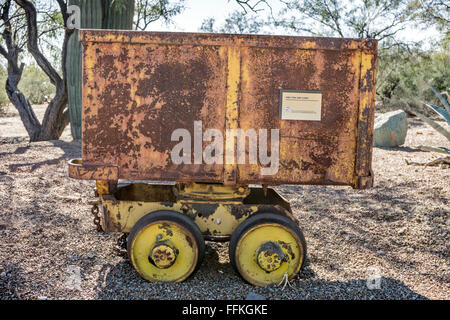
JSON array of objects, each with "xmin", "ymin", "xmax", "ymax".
[
  {"xmin": 68, "ymin": 158, "xmax": 119, "ymax": 181},
  {"xmin": 353, "ymin": 43, "xmax": 378, "ymax": 189},
  {"xmin": 79, "ymin": 29, "xmax": 378, "ymax": 54}
]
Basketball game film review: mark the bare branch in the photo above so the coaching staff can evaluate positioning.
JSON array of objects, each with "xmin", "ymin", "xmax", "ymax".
[
  {"xmin": 234, "ymin": 0, "xmax": 269, "ymax": 14},
  {"xmin": 14, "ymin": 0, "xmax": 62, "ymax": 86}
]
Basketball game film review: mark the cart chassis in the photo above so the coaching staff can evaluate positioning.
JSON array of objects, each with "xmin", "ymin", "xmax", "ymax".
[{"xmin": 91, "ymin": 180, "xmax": 297, "ymax": 241}]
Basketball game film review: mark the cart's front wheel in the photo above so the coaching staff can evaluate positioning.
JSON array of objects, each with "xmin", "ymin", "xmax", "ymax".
[
  {"xmin": 127, "ymin": 211, "xmax": 205, "ymax": 282},
  {"xmin": 229, "ymin": 213, "xmax": 307, "ymax": 286}
]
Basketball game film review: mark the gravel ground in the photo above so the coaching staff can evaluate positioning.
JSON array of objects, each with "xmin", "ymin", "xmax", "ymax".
[{"xmin": 0, "ymin": 105, "xmax": 449, "ymax": 300}]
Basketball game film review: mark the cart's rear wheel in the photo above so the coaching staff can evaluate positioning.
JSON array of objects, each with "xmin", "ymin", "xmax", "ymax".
[
  {"xmin": 229, "ymin": 213, "xmax": 307, "ymax": 286},
  {"xmin": 127, "ymin": 210, "xmax": 205, "ymax": 282}
]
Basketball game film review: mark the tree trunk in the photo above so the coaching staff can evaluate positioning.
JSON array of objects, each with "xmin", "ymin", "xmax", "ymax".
[
  {"xmin": 13, "ymin": 0, "xmax": 73, "ymax": 142},
  {"xmin": 5, "ymin": 63, "xmax": 42, "ymax": 141},
  {"xmin": 1, "ymin": 0, "xmax": 42, "ymax": 140}
]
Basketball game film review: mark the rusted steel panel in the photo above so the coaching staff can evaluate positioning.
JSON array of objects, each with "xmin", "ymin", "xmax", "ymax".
[
  {"xmin": 78, "ymin": 30, "xmax": 377, "ymax": 188},
  {"xmin": 238, "ymin": 46, "xmax": 362, "ymax": 185},
  {"xmin": 82, "ymin": 40, "xmax": 227, "ymax": 181}
]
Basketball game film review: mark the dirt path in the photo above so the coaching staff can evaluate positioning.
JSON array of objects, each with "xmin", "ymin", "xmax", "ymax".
[{"xmin": 0, "ymin": 104, "xmax": 448, "ymax": 300}]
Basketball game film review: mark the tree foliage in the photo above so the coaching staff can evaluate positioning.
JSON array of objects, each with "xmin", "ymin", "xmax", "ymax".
[
  {"xmin": 134, "ymin": 0, "xmax": 185, "ymax": 30},
  {"xmin": 203, "ymin": 0, "xmax": 416, "ymax": 41},
  {"xmin": 408, "ymin": 0, "xmax": 449, "ymax": 32},
  {"xmin": 19, "ymin": 64, "xmax": 56, "ymax": 104},
  {"xmin": 408, "ymin": 0, "xmax": 450, "ymax": 49},
  {"xmin": 201, "ymin": 11, "xmax": 265, "ymax": 34},
  {"xmin": 279, "ymin": 0, "xmax": 412, "ymax": 40}
]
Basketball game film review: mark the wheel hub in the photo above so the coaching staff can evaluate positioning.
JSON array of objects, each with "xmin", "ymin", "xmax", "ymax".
[
  {"xmin": 150, "ymin": 243, "xmax": 177, "ymax": 269},
  {"xmin": 256, "ymin": 241, "xmax": 285, "ymax": 272}
]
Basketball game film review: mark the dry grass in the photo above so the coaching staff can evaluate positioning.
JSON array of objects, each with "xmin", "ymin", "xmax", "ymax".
[{"xmin": 0, "ymin": 105, "xmax": 448, "ymax": 300}]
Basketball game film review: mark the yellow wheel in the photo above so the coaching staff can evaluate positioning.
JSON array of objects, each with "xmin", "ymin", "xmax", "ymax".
[
  {"xmin": 229, "ymin": 213, "xmax": 307, "ymax": 286},
  {"xmin": 127, "ymin": 211, "xmax": 205, "ymax": 282}
]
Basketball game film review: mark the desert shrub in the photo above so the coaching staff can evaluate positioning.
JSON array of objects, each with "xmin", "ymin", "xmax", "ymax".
[
  {"xmin": 18, "ymin": 64, "xmax": 55, "ymax": 105},
  {"xmin": 377, "ymin": 43, "xmax": 449, "ymax": 115},
  {"xmin": 0, "ymin": 64, "xmax": 56, "ymax": 115}
]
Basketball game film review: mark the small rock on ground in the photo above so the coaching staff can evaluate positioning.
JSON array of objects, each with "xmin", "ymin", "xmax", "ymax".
[
  {"xmin": 373, "ymin": 110, "xmax": 408, "ymax": 147},
  {"xmin": 245, "ymin": 292, "xmax": 266, "ymax": 300}
]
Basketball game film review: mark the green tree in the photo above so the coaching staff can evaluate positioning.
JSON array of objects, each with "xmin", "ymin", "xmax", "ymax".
[
  {"xmin": 408, "ymin": 0, "xmax": 450, "ymax": 49},
  {"xmin": 279, "ymin": 0, "xmax": 412, "ymax": 40},
  {"xmin": 134, "ymin": 0, "xmax": 184, "ymax": 30},
  {"xmin": 19, "ymin": 64, "xmax": 56, "ymax": 104},
  {"xmin": 0, "ymin": 0, "xmax": 71, "ymax": 141},
  {"xmin": 205, "ymin": 0, "xmax": 414, "ymax": 40},
  {"xmin": 377, "ymin": 43, "xmax": 449, "ymax": 108},
  {"xmin": 201, "ymin": 11, "xmax": 265, "ymax": 34},
  {"xmin": 408, "ymin": 0, "xmax": 449, "ymax": 31}
]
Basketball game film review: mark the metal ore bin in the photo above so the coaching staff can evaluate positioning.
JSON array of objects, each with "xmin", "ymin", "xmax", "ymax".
[{"xmin": 70, "ymin": 30, "xmax": 377, "ymax": 189}]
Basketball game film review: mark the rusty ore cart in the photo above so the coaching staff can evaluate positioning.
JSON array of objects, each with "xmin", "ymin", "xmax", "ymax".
[{"xmin": 68, "ymin": 30, "xmax": 377, "ymax": 286}]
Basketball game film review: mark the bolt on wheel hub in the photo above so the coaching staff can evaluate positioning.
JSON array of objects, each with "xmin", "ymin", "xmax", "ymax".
[
  {"xmin": 150, "ymin": 243, "xmax": 177, "ymax": 269},
  {"xmin": 256, "ymin": 241, "xmax": 285, "ymax": 272}
]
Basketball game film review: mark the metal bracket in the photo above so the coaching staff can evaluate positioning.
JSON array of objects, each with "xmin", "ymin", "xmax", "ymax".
[{"xmin": 355, "ymin": 168, "xmax": 374, "ymax": 189}]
